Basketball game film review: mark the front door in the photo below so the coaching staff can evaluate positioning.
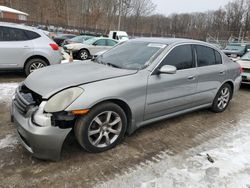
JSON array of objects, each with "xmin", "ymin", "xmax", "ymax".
[{"xmin": 145, "ymin": 44, "xmax": 198, "ymax": 120}]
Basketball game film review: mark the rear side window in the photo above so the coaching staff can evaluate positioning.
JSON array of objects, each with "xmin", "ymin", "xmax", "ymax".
[
  {"xmin": 214, "ymin": 50, "xmax": 222, "ymax": 64},
  {"xmin": 24, "ymin": 30, "xmax": 41, "ymax": 40},
  {"xmin": 107, "ymin": 40, "xmax": 117, "ymax": 46},
  {"xmin": 195, "ymin": 45, "xmax": 216, "ymax": 67},
  {"xmin": 160, "ymin": 44, "xmax": 194, "ymax": 70},
  {"xmin": 0, "ymin": 26, "xmax": 28, "ymax": 41}
]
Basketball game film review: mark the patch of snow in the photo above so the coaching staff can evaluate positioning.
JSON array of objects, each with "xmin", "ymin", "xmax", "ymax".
[
  {"xmin": 96, "ymin": 120, "xmax": 250, "ymax": 188},
  {"xmin": 0, "ymin": 134, "xmax": 18, "ymax": 150},
  {"xmin": 0, "ymin": 83, "xmax": 19, "ymax": 102}
]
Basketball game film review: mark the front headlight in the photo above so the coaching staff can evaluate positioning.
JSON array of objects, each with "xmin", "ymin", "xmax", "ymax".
[{"xmin": 44, "ymin": 87, "xmax": 83, "ymax": 113}]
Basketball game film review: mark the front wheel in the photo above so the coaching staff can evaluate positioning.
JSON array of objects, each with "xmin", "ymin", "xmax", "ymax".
[
  {"xmin": 74, "ymin": 102, "xmax": 127, "ymax": 153},
  {"xmin": 211, "ymin": 83, "xmax": 232, "ymax": 113}
]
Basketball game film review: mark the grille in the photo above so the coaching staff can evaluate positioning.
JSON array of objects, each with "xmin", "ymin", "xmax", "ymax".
[{"xmin": 13, "ymin": 84, "xmax": 41, "ymax": 115}]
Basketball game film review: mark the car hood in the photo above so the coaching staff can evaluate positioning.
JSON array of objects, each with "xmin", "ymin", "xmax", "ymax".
[
  {"xmin": 24, "ymin": 61, "xmax": 137, "ymax": 99},
  {"xmin": 65, "ymin": 43, "xmax": 91, "ymax": 50}
]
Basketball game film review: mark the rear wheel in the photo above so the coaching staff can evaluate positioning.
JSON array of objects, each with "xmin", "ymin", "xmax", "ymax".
[
  {"xmin": 211, "ymin": 83, "xmax": 232, "ymax": 113},
  {"xmin": 24, "ymin": 58, "xmax": 48, "ymax": 76},
  {"xmin": 74, "ymin": 102, "xmax": 127, "ymax": 153},
  {"xmin": 78, "ymin": 49, "xmax": 89, "ymax": 60}
]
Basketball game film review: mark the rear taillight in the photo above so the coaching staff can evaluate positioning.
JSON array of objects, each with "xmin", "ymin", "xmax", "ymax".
[
  {"xmin": 240, "ymin": 66, "xmax": 243, "ymax": 74},
  {"xmin": 50, "ymin": 43, "xmax": 59, "ymax": 51}
]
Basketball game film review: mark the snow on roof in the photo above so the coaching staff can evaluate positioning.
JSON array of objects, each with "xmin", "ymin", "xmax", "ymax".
[{"xmin": 0, "ymin": 6, "xmax": 28, "ymax": 16}]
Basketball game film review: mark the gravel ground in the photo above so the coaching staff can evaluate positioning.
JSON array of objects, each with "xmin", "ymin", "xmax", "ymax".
[{"xmin": 0, "ymin": 72, "xmax": 249, "ymax": 188}]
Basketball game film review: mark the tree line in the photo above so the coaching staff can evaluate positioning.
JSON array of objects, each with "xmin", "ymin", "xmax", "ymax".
[{"xmin": 1, "ymin": 0, "xmax": 250, "ymax": 40}]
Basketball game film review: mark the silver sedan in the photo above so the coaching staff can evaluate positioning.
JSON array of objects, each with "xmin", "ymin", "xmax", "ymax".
[
  {"xmin": 64, "ymin": 37, "xmax": 118, "ymax": 60},
  {"xmin": 11, "ymin": 38, "xmax": 242, "ymax": 160}
]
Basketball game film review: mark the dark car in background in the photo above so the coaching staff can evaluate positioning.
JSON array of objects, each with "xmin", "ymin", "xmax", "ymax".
[
  {"xmin": 53, "ymin": 34, "xmax": 77, "ymax": 46},
  {"xmin": 223, "ymin": 43, "xmax": 250, "ymax": 58},
  {"xmin": 62, "ymin": 35, "xmax": 94, "ymax": 46}
]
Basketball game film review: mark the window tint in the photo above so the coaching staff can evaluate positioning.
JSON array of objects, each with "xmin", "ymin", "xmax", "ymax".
[
  {"xmin": 214, "ymin": 50, "xmax": 222, "ymax": 64},
  {"xmin": 107, "ymin": 39, "xmax": 117, "ymax": 46},
  {"xmin": 0, "ymin": 26, "xmax": 28, "ymax": 41},
  {"xmin": 24, "ymin": 30, "xmax": 41, "ymax": 40},
  {"xmin": 196, "ymin": 45, "xmax": 216, "ymax": 67},
  {"xmin": 94, "ymin": 39, "xmax": 106, "ymax": 46},
  {"xmin": 160, "ymin": 44, "xmax": 194, "ymax": 70}
]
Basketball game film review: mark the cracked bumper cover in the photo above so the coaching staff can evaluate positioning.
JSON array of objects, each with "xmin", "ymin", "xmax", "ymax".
[{"xmin": 11, "ymin": 102, "xmax": 72, "ymax": 161}]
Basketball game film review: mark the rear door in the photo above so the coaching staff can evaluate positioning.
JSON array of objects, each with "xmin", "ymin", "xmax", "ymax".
[
  {"xmin": 194, "ymin": 45, "xmax": 227, "ymax": 104},
  {"xmin": 145, "ymin": 44, "xmax": 198, "ymax": 120},
  {"xmin": 0, "ymin": 26, "xmax": 33, "ymax": 68}
]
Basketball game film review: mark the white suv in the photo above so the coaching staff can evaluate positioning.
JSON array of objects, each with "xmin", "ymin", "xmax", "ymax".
[{"xmin": 0, "ymin": 22, "xmax": 62, "ymax": 75}]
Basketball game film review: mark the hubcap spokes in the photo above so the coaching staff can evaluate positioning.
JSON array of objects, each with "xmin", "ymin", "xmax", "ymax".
[
  {"xmin": 217, "ymin": 87, "xmax": 230, "ymax": 110},
  {"xmin": 80, "ymin": 52, "xmax": 88, "ymax": 60},
  {"xmin": 88, "ymin": 111, "xmax": 122, "ymax": 148},
  {"xmin": 30, "ymin": 62, "xmax": 45, "ymax": 73}
]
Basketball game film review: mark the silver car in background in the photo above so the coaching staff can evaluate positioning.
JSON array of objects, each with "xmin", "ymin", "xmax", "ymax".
[
  {"xmin": 0, "ymin": 22, "xmax": 62, "ymax": 75},
  {"xmin": 11, "ymin": 38, "xmax": 242, "ymax": 160},
  {"xmin": 64, "ymin": 37, "xmax": 118, "ymax": 60},
  {"xmin": 237, "ymin": 51, "xmax": 250, "ymax": 84}
]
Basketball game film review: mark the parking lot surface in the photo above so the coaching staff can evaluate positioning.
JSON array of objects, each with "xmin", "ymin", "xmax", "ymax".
[{"xmin": 0, "ymin": 72, "xmax": 250, "ymax": 187}]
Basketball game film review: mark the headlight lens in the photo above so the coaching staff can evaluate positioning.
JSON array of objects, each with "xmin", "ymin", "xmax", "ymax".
[{"xmin": 44, "ymin": 87, "xmax": 83, "ymax": 113}]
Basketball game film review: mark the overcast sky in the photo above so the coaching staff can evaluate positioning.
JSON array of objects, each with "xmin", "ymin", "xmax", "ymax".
[{"xmin": 152, "ymin": 0, "xmax": 232, "ymax": 15}]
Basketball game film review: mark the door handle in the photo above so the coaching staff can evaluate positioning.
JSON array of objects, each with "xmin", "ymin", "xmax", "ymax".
[
  {"xmin": 187, "ymin": 76, "xmax": 196, "ymax": 80},
  {"xmin": 219, "ymin": 70, "xmax": 226, "ymax": 75}
]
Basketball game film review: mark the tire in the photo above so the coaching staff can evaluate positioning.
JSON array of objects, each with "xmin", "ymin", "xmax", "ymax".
[
  {"xmin": 24, "ymin": 58, "xmax": 48, "ymax": 76},
  {"xmin": 211, "ymin": 83, "xmax": 232, "ymax": 113},
  {"xmin": 78, "ymin": 49, "xmax": 89, "ymax": 60},
  {"xmin": 74, "ymin": 102, "xmax": 127, "ymax": 153}
]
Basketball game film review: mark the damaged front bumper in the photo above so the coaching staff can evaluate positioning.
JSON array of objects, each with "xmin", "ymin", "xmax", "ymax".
[{"xmin": 11, "ymin": 86, "xmax": 72, "ymax": 161}]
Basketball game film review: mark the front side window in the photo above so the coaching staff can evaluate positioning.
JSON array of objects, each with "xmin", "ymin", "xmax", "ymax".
[
  {"xmin": 107, "ymin": 39, "xmax": 117, "ymax": 46},
  {"xmin": 160, "ymin": 44, "xmax": 194, "ymax": 70},
  {"xmin": 195, "ymin": 45, "xmax": 216, "ymax": 67},
  {"xmin": 0, "ymin": 26, "xmax": 28, "ymax": 41},
  {"xmin": 94, "ymin": 39, "xmax": 106, "ymax": 46}
]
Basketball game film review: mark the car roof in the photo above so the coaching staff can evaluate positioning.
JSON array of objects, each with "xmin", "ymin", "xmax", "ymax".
[
  {"xmin": 0, "ymin": 22, "xmax": 40, "ymax": 32},
  {"xmin": 130, "ymin": 37, "xmax": 209, "ymax": 46}
]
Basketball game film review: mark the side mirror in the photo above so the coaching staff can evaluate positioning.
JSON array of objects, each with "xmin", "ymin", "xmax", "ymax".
[{"xmin": 158, "ymin": 65, "xmax": 177, "ymax": 74}]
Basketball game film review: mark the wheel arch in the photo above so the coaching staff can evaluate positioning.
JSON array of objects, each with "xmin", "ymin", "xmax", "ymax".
[
  {"xmin": 89, "ymin": 99, "xmax": 133, "ymax": 135},
  {"xmin": 79, "ymin": 48, "xmax": 90, "ymax": 55},
  {"xmin": 24, "ymin": 55, "xmax": 50, "ymax": 70}
]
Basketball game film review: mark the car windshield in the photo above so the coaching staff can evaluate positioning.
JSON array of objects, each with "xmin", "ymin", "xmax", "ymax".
[
  {"xmin": 84, "ymin": 37, "xmax": 98, "ymax": 45},
  {"xmin": 95, "ymin": 41, "xmax": 166, "ymax": 70},
  {"xmin": 225, "ymin": 44, "xmax": 245, "ymax": 51},
  {"xmin": 241, "ymin": 52, "xmax": 250, "ymax": 61}
]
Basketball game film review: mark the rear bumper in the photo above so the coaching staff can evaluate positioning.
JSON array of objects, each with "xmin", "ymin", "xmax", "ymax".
[
  {"xmin": 11, "ymin": 102, "xmax": 72, "ymax": 161},
  {"xmin": 241, "ymin": 72, "xmax": 250, "ymax": 84}
]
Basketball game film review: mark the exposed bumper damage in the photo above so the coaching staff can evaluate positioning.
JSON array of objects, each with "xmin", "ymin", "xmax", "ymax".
[{"xmin": 11, "ymin": 85, "xmax": 72, "ymax": 161}]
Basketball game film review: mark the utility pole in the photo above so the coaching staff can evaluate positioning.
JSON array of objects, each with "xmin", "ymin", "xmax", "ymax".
[{"xmin": 118, "ymin": 0, "xmax": 122, "ymax": 30}]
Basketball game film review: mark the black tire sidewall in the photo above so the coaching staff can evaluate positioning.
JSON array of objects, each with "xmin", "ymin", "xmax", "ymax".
[
  {"xmin": 211, "ymin": 83, "xmax": 232, "ymax": 113},
  {"xmin": 24, "ymin": 58, "xmax": 47, "ymax": 76},
  {"xmin": 74, "ymin": 102, "xmax": 127, "ymax": 153}
]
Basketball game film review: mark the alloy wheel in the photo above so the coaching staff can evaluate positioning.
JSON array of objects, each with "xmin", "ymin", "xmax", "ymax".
[
  {"xmin": 217, "ymin": 87, "xmax": 230, "ymax": 110},
  {"xmin": 29, "ymin": 62, "xmax": 45, "ymax": 73},
  {"xmin": 88, "ymin": 111, "xmax": 122, "ymax": 148}
]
